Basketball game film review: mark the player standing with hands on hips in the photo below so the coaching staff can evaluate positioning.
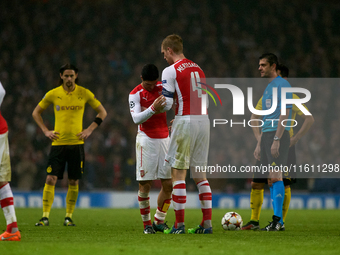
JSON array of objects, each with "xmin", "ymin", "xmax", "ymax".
[
  {"xmin": 161, "ymin": 34, "xmax": 212, "ymax": 234},
  {"xmin": 32, "ymin": 64, "xmax": 107, "ymax": 227}
]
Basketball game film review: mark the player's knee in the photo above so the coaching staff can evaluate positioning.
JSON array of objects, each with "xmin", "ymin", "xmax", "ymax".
[
  {"xmin": 68, "ymin": 179, "xmax": 79, "ymax": 186},
  {"xmin": 271, "ymin": 178, "xmax": 282, "ymax": 183},
  {"xmin": 139, "ymin": 181, "xmax": 152, "ymax": 193},
  {"xmin": 161, "ymin": 179, "xmax": 173, "ymax": 193},
  {"xmin": 172, "ymin": 168, "xmax": 187, "ymax": 181},
  {"xmin": 46, "ymin": 175, "xmax": 57, "ymax": 186},
  {"xmin": 251, "ymin": 182, "xmax": 264, "ymax": 190}
]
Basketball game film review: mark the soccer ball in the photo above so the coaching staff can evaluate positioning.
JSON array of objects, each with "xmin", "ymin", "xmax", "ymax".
[{"xmin": 221, "ymin": 212, "xmax": 243, "ymax": 230}]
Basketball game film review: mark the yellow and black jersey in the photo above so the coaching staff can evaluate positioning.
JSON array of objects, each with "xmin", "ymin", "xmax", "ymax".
[
  {"xmin": 255, "ymin": 94, "xmax": 309, "ymax": 138},
  {"xmin": 39, "ymin": 84, "xmax": 101, "ymax": 145}
]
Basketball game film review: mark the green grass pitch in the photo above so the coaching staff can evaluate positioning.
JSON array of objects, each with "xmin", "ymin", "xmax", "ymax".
[{"xmin": 1, "ymin": 208, "xmax": 339, "ymax": 255}]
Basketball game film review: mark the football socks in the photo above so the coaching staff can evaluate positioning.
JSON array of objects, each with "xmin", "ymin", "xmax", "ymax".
[
  {"xmin": 0, "ymin": 183, "xmax": 19, "ymax": 233},
  {"xmin": 197, "ymin": 180, "xmax": 212, "ymax": 229},
  {"xmin": 172, "ymin": 180, "xmax": 186, "ymax": 228},
  {"xmin": 282, "ymin": 186, "xmax": 291, "ymax": 222},
  {"xmin": 42, "ymin": 183, "xmax": 55, "ymax": 219},
  {"xmin": 138, "ymin": 191, "xmax": 151, "ymax": 228},
  {"xmin": 66, "ymin": 184, "xmax": 79, "ymax": 218},
  {"xmin": 154, "ymin": 198, "xmax": 171, "ymax": 224},
  {"xmin": 271, "ymin": 181, "xmax": 285, "ymax": 224},
  {"xmin": 250, "ymin": 188, "xmax": 264, "ymax": 222}
]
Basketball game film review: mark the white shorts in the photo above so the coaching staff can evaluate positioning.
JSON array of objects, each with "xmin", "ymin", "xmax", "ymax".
[
  {"xmin": 136, "ymin": 132, "xmax": 171, "ymax": 181},
  {"xmin": 165, "ymin": 115, "xmax": 209, "ymax": 169},
  {"xmin": 0, "ymin": 132, "xmax": 11, "ymax": 182}
]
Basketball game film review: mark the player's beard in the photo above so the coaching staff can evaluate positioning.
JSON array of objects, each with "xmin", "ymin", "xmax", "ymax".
[{"xmin": 66, "ymin": 81, "xmax": 73, "ymax": 88}]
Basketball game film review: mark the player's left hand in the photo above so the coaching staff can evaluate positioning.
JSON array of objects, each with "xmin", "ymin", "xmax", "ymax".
[
  {"xmin": 267, "ymin": 178, "xmax": 273, "ymax": 187},
  {"xmin": 271, "ymin": 141, "xmax": 280, "ymax": 158},
  {"xmin": 77, "ymin": 129, "xmax": 92, "ymax": 140}
]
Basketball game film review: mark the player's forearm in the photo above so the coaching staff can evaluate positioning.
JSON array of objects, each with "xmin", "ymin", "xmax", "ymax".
[
  {"xmin": 250, "ymin": 114, "xmax": 261, "ymax": 142},
  {"xmin": 275, "ymin": 109, "xmax": 291, "ymax": 138},
  {"xmin": 88, "ymin": 105, "xmax": 107, "ymax": 130},
  {"xmin": 32, "ymin": 106, "xmax": 49, "ymax": 133},
  {"xmin": 95, "ymin": 105, "xmax": 107, "ymax": 121},
  {"xmin": 131, "ymin": 106, "xmax": 156, "ymax": 125},
  {"xmin": 0, "ymin": 83, "xmax": 5, "ymax": 106},
  {"xmin": 32, "ymin": 113, "xmax": 49, "ymax": 133},
  {"xmin": 294, "ymin": 115, "xmax": 314, "ymax": 140}
]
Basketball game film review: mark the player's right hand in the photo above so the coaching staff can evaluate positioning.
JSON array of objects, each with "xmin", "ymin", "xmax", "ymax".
[
  {"xmin": 169, "ymin": 119, "xmax": 174, "ymax": 132},
  {"xmin": 254, "ymin": 144, "xmax": 261, "ymax": 161},
  {"xmin": 45, "ymin": 130, "xmax": 59, "ymax": 141},
  {"xmin": 152, "ymin": 95, "xmax": 166, "ymax": 113}
]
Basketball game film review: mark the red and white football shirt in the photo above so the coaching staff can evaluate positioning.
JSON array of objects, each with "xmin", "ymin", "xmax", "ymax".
[
  {"xmin": 129, "ymin": 82, "xmax": 168, "ymax": 139},
  {"xmin": 0, "ymin": 82, "xmax": 8, "ymax": 135},
  {"xmin": 161, "ymin": 59, "xmax": 206, "ymax": 115}
]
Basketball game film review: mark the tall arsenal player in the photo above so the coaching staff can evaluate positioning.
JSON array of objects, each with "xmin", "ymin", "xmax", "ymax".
[
  {"xmin": 0, "ymin": 82, "xmax": 21, "ymax": 241},
  {"xmin": 128, "ymin": 64, "xmax": 173, "ymax": 234},
  {"xmin": 161, "ymin": 34, "xmax": 212, "ymax": 234}
]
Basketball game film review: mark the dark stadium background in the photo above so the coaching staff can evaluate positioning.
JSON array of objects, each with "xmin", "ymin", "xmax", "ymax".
[{"xmin": 0, "ymin": 0, "xmax": 339, "ymax": 193}]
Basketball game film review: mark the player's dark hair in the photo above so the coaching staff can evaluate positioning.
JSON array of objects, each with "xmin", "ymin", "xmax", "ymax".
[
  {"xmin": 141, "ymin": 64, "xmax": 159, "ymax": 81},
  {"xmin": 277, "ymin": 64, "xmax": 289, "ymax": 78},
  {"xmin": 259, "ymin": 53, "xmax": 278, "ymax": 68},
  {"xmin": 59, "ymin": 63, "xmax": 79, "ymax": 85}
]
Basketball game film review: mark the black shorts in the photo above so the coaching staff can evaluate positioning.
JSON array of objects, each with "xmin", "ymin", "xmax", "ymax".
[
  {"xmin": 46, "ymin": 144, "xmax": 85, "ymax": 180},
  {"xmin": 253, "ymin": 130, "xmax": 291, "ymax": 184},
  {"xmin": 283, "ymin": 144, "xmax": 297, "ymax": 185},
  {"xmin": 253, "ymin": 139, "xmax": 297, "ymax": 186}
]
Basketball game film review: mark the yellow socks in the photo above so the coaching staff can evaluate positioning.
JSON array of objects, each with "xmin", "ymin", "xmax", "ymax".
[
  {"xmin": 66, "ymin": 184, "xmax": 79, "ymax": 218},
  {"xmin": 250, "ymin": 189, "xmax": 264, "ymax": 221},
  {"xmin": 282, "ymin": 187, "xmax": 291, "ymax": 222},
  {"xmin": 42, "ymin": 183, "xmax": 55, "ymax": 218}
]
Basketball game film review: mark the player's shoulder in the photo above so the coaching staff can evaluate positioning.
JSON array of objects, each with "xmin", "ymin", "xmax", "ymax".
[
  {"xmin": 293, "ymin": 93, "xmax": 300, "ymax": 99},
  {"xmin": 275, "ymin": 76, "xmax": 291, "ymax": 87},
  {"xmin": 75, "ymin": 84, "xmax": 90, "ymax": 92},
  {"xmin": 49, "ymin": 85, "xmax": 63, "ymax": 92},
  {"xmin": 44, "ymin": 85, "xmax": 63, "ymax": 96},
  {"xmin": 130, "ymin": 84, "xmax": 144, "ymax": 95},
  {"xmin": 162, "ymin": 64, "xmax": 176, "ymax": 75}
]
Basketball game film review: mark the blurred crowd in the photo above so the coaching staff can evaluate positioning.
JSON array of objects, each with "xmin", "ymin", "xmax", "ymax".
[{"xmin": 0, "ymin": 0, "xmax": 339, "ymax": 192}]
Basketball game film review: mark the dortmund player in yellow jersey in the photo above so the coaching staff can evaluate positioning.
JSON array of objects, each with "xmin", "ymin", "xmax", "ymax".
[
  {"xmin": 32, "ymin": 64, "xmax": 107, "ymax": 226},
  {"xmin": 242, "ymin": 64, "xmax": 314, "ymax": 231}
]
